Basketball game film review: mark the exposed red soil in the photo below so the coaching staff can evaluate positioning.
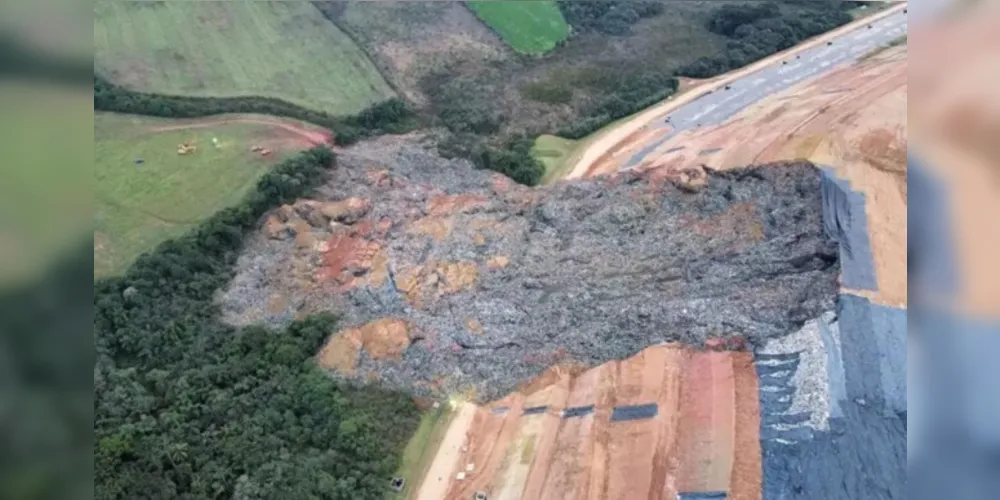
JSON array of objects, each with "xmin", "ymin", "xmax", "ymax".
[
  {"xmin": 538, "ymin": 364, "xmax": 604, "ymax": 500},
  {"xmin": 675, "ymin": 352, "xmax": 736, "ymax": 492},
  {"xmin": 417, "ymin": 344, "xmax": 762, "ymax": 499},
  {"xmin": 729, "ymin": 353, "xmax": 763, "ymax": 500}
]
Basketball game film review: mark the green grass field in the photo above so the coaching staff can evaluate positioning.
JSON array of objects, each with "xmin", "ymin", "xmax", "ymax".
[
  {"xmin": 94, "ymin": 1, "xmax": 394, "ymax": 115},
  {"xmin": 467, "ymin": 1, "xmax": 569, "ymax": 54},
  {"xmin": 387, "ymin": 404, "xmax": 454, "ymax": 499},
  {"xmin": 532, "ymin": 135, "xmax": 580, "ymax": 185},
  {"xmin": 531, "ymin": 107, "xmax": 649, "ymax": 185},
  {"xmin": 94, "ymin": 112, "xmax": 319, "ymax": 278}
]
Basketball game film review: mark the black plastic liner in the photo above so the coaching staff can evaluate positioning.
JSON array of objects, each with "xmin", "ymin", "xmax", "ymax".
[
  {"xmin": 610, "ymin": 403, "xmax": 658, "ymax": 422},
  {"xmin": 562, "ymin": 405, "xmax": 594, "ymax": 418},
  {"xmin": 818, "ymin": 167, "xmax": 877, "ymax": 290}
]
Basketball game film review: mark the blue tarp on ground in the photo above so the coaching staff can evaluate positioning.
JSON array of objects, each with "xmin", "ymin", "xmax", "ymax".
[
  {"xmin": 760, "ymin": 402, "xmax": 906, "ymax": 500},
  {"xmin": 678, "ymin": 492, "xmax": 727, "ymax": 499},
  {"xmin": 818, "ymin": 168, "xmax": 878, "ymax": 290},
  {"xmin": 490, "ymin": 407, "xmax": 509, "ymax": 415},
  {"xmin": 758, "ymin": 296, "xmax": 907, "ymax": 500},
  {"xmin": 838, "ymin": 295, "xmax": 906, "ymax": 412},
  {"xmin": 522, "ymin": 405, "xmax": 548, "ymax": 415},
  {"xmin": 610, "ymin": 403, "xmax": 658, "ymax": 422},
  {"xmin": 562, "ymin": 405, "xmax": 594, "ymax": 418}
]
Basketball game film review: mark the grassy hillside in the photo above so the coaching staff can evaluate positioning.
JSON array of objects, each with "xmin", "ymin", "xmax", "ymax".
[
  {"xmin": 532, "ymin": 134, "xmax": 579, "ymax": 184},
  {"xmin": 94, "ymin": 112, "xmax": 323, "ymax": 277},
  {"xmin": 94, "ymin": 1, "xmax": 394, "ymax": 115},
  {"xmin": 466, "ymin": 1, "xmax": 569, "ymax": 54}
]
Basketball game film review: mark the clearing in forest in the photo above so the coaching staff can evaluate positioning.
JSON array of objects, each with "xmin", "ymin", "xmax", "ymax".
[
  {"xmin": 466, "ymin": 1, "xmax": 569, "ymax": 54},
  {"xmin": 94, "ymin": 112, "xmax": 327, "ymax": 278},
  {"xmin": 93, "ymin": 1, "xmax": 394, "ymax": 115}
]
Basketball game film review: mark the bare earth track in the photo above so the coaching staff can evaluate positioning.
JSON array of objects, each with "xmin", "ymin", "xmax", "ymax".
[{"xmin": 147, "ymin": 116, "xmax": 333, "ymax": 146}]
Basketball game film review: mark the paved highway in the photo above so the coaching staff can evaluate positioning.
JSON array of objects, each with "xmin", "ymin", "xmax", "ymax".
[{"xmin": 623, "ymin": 8, "xmax": 908, "ymax": 170}]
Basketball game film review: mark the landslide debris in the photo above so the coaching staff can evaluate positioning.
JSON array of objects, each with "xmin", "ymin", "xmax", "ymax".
[{"xmin": 218, "ymin": 135, "xmax": 839, "ymax": 400}]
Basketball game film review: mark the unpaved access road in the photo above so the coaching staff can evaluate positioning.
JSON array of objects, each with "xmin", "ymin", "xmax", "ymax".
[
  {"xmin": 566, "ymin": 2, "xmax": 908, "ymax": 180},
  {"xmin": 149, "ymin": 115, "xmax": 333, "ymax": 146}
]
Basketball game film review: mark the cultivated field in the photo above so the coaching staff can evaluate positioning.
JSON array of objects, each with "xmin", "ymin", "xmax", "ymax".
[
  {"xmin": 94, "ymin": 112, "xmax": 327, "ymax": 278},
  {"xmin": 93, "ymin": 1, "xmax": 394, "ymax": 115},
  {"xmin": 466, "ymin": 1, "xmax": 569, "ymax": 54}
]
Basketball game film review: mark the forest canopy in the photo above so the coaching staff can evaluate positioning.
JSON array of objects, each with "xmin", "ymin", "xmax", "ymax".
[{"xmin": 93, "ymin": 148, "xmax": 420, "ymax": 499}]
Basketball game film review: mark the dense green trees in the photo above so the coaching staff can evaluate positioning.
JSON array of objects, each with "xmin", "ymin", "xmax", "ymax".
[
  {"xmin": 558, "ymin": 69, "xmax": 677, "ymax": 140},
  {"xmin": 558, "ymin": 0, "xmax": 663, "ymax": 36},
  {"xmin": 476, "ymin": 136, "xmax": 545, "ymax": 186},
  {"xmin": 707, "ymin": 2, "xmax": 783, "ymax": 37},
  {"xmin": 93, "ymin": 77, "xmax": 415, "ymax": 146},
  {"xmin": 94, "ymin": 148, "xmax": 420, "ymax": 499},
  {"xmin": 677, "ymin": 1, "xmax": 853, "ymax": 78}
]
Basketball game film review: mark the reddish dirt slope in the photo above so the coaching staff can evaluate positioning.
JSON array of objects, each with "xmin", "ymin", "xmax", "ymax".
[{"xmin": 415, "ymin": 344, "xmax": 762, "ymax": 500}]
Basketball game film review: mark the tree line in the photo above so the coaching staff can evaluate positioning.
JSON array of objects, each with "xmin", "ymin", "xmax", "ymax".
[
  {"xmin": 558, "ymin": 1, "xmax": 853, "ymax": 139},
  {"xmin": 94, "ymin": 148, "xmax": 421, "ymax": 499},
  {"xmin": 677, "ymin": 1, "xmax": 854, "ymax": 78},
  {"xmin": 557, "ymin": 0, "xmax": 663, "ymax": 36},
  {"xmin": 556, "ymin": 69, "xmax": 677, "ymax": 140},
  {"xmin": 93, "ymin": 76, "xmax": 416, "ymax": 146},
  {"xmin": 92, "ymin": 0, "xmax": 861, "ymax": 188},
  {"xmin": 433, "ymin": 0, "xmax": 856, "ymax": 185}
]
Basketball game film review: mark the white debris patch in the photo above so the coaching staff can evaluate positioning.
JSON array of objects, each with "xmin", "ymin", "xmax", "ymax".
[{"xmin": 758, "ymin": 312, "xmax": 839, "ymax": 431}]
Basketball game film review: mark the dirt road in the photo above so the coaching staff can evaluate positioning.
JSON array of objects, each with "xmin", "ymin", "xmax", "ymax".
[
  {"xmin": 416, "ymin": 402, "xmax": 478, "ymax": 500},
  {"xmin": 149, "ymin": 115, "xmax": 333, "ymax": 146}
]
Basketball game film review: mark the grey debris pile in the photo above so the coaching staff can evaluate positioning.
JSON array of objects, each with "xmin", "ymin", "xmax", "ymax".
[{"xmin": 217, "ymin": 135, "xmax": 840, "ymax": 400}]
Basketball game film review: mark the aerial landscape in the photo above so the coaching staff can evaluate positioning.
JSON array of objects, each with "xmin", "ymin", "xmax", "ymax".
[{"xmin": 93, "ymin": 1, "xmax": 910, "ymax": 499}]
